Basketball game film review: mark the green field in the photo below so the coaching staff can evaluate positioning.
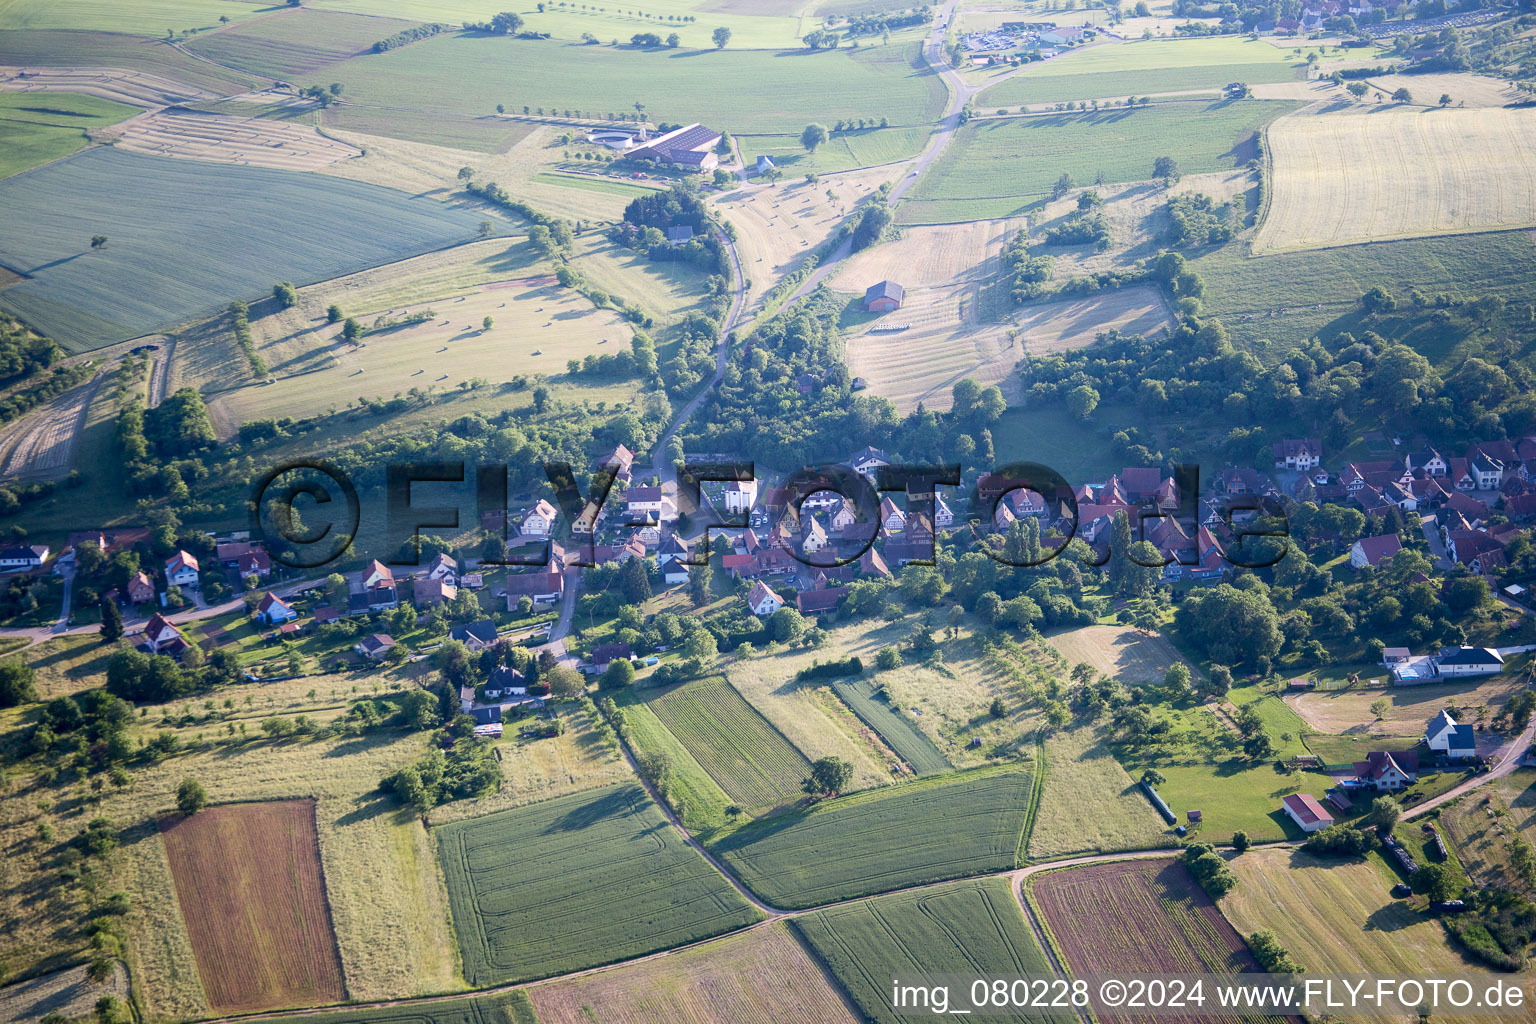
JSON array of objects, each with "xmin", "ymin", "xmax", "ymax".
[
  {"xmin": 0, "ymin": 146, "xmax": 486, "ymax": 350},
  {"xmin": 0, "ymin": 91, "xmax": 138, "ymax": 178},
  {"xmin": 903, "ymin": 100, "xmax": 1296, "ymax": 223},
  {"xmin": 251, "ymin": 993, "xmax": 537, "ymax": 1024},
  {"xmin": 325, "ymin": 36, "xmax": 946, "ymax": 139},
  {"xmin": 980, "ymin": 37, "xmax": 1303, "ymax": 107},
  {"xmin": 734, "ymin": 124, "xmax": 932, "ymax": 176},
  {"xmin": 0, "ymin": 30, "xmax": 260, "ymax": 93},
  {"xmin": 437, "ymin": 783, "xmax": 762, "ymax": 985},
  {"xmin": 1132, "ymin": 762, "xmax": 1339, "ymax": 842},
  {"xmin": 793, "ymin": 877, "xmax": 1054, "ymax": 1024},
  {"xmin": 1028, "ymin": 726, "xmax": 1172, "ymax": 860},
  {"xmin": 0, "ymin": 0, "xmax": 273, "ymax": 36},
  {"xmin": 183, "ymin": 7, "xmax": 423, "ymax": 78},
  {"xmin": 613, "ymin": 688, "xmax": 736, "ymax": 829},
  {"xmin": 528, "ymin": 171, "xmax": 667, "ymax": 198},
  {"xmin": 647, "ymin": 675, "xmax": 813, "ymax": 814},
  {"xmin": 708, "ymin": 765, "xmax": 1034, "ymax": 909},
  {"xmin": 830, "ymin": 677, "xmax": 950, "ymax": 775}
]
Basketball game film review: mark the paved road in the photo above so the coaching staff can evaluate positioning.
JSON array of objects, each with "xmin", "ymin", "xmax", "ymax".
[{"xmin": 1404, "ymin": 714, "xmax": 1536, "ymax": 820}]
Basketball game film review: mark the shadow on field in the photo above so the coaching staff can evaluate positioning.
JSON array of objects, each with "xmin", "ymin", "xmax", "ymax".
[
  {"xmin": 336, "ymin": 791, "xmax": 396, "ymax": 827},
  {"xmin": 544, "ymin": 785, "xmax": 636, "ymax": 834}
]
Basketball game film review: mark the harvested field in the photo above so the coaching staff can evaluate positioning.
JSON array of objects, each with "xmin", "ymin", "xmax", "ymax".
[
  {"xmin": 0, "ymin": 366, "xmax": 100, "ymax": 481},
  {"xmin": 1047, "ymin": 624, "xmax": 1194, "ymax": 685},
  {"xmin": 102, "ymin": 108, "xmax": 360, "ymax": 170},
  {"xmin": 1032, "ymin": 858, "xmax": 1279, "ymax": 1024},
  {"xmin": 0, "ymin": 962, "xmax": 127, "ymax": 1024},
  {"xmin": 1028, "ymin": 725, "xmax": 1172, "ymax": 860},
  {"xmin": 845, "ymin": 297, "xmax": 1021, "ymax": 414},
  {"xmin": 436, "ymin": 783, "xmax": 761, "ymax": 985},
  {"xmin": 831, "ymin": 218, "xmax": 1020, "ymax": 292},
  {"xmin": 0, "ymin": 146, "xmax": 487, "ymax": 351},
  {"xmin": 1013, "ymin": 286, "xmax": 1172, "ymax": 355},
  {"xmin": 645, "ymin": 675, "xmax": 813, "ymax": 815},
  {"xmin": 159, "ymin": 799, "xmax": 345, "ymax": 1013},
  {"xmin": 0, "ymin": 32, "xmax": 258, "ymax": 95},
  {"xmin": 1285, "ymin": 674, "xmax": 1526, "ymax": 735},
  {"xmin": 183, "ymin": 9, "xmax": 423, "ymax": 79},
  {"xmin": 241, "ymin": 994, "xmax": 526, "ymax": 1024},
  {"xmin": 794, "ymin": 877, "xmax": 1053, "ymax": 1024},
  {"xmin": 0, "ymin": 0, "xmax": 270, "ymax": 36},
  {"xmin": 1, "ymin": 64, "xmax": 216, "ymax": 108},
  {"xmin": 1224, "ymin": 848, "xmax": 1483, "ymax": 1002},
  {"xmin": 529, "ymin": 922, "xmax": 858, "ymax": 1024},
  {"xmin": 708, "ymin": 765, "xmax": 1035, "ymax": 909},
  {"xmin": 712, "ymin": 165, "xmax": 896, "ymax": 311},
  {"xmin": 1360, "ymin": 71, "xmax": 1521, "ymax": 109},
  {"xmin": 1255, "ymin": 108, "xmax": 1536, "ymax": 254}
]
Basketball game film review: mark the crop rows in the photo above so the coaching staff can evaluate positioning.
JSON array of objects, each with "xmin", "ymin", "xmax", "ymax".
[
  {"xmin": 794, "ymin": 878, "xmax": 1054, "ymax": 1024},
  {"xmin": 436, "ymin": 783, "xmax": 761, "ymax": 985},
  {"xmin": 708, "ymin": 765, "xmax": 1034, "ymax": 909},
  {"xmin": 158, "ymin": 799, "xmax": 345, "ymax": 1013},
  {"xmin": 829, "ymin": 678, "xmax": 950, "ymax": 775},
  {"xmin": 1031, "ymin": 859, "xmax": 1275, "ymax": 1024},
  {"xmin": 184, "ymin": 8, "xmax": 422, "ymax": 78},
  {"xmin": 648, "ymin": 675, "xmax": 813, "ymax": 812}
]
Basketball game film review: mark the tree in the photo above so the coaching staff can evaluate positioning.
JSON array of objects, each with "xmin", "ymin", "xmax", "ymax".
[
  {"xmin": 989, "ymin": 696, "xmax": 1006, "ymax": 718},
  {"xmin": 1232, "ymin": 830, "xmax": 1250, "ymax": 853},
  {"xmin": 802, "ymin": 756, "xmax": 853, "ymax": 798},
  {"xmin": 601, "ymin": 657, "xmax": 635, "ymax": 689},
  {"xmin": 876, "ymin": 646, "xmax": 900, "ymax": 670},
  {"xmin": 545, "ymin": 664, "xmax": 585, "ymax": 700},
  {"xmin": 99, "ymin": 599, "xmax": 123, "ymax": 643},
  {"xmin": 1391, "ymin": 87, "xmax": 1413, "ymax": 103},
  {"xmin": 1347, "ymin": 81, "xmax": 1369, "ymax": 99},
  {"xmin": 90, "ymin": 235, "xmax": 108, "ymax": 250},
  {"xmin": 1141, "ymin": 768, "xmax": 1165, "ymax": 786},
  {"xmin": 176, "ymin": 777, "xmax": 207, "ymax": 816},
  {"xmin": 491, "ymin": 11, "xmax": 524, "ymax": 33},
  {"xmin": 619, "ymin": 556, "xmax": 652, "ymax": 602},
  {"xmin": 0, "ymin": 661, "xmax": 37, "ymax": 708},
  {"xmin": 769, "ymin": 606, "xmax": 806, "ymax": 644},
  {"xmin": 800, "ymin": 122, "xmax": 829, "ymax": 152},
  {"xmin": 684, "ymin": 628, "xmax": 718, "ymax": 667},
  {"xmin": 1370, "ymin": 698, "xmax": 1390, "ymax": 720},
  {"xmin": 667, "ymin": 32, "xmax": 680, "ymax": 47},
  {"xmin": 1439, "ymin": 93, "xmax": 1452, "ymax": 106},
  {"xmin": 1066, "ymin": 383, "xmax": 1099, "ymax": 419},
  {"xmin": 1367, "ymin": 794, "xmax": 1402, "ymax": 832},
  {"xmin": 482, "ymin": 315, "xmax": 494, "ymax": 331},
  {"xmin": 1152, "ymin": 155, "xmax": 1180, "ymax": 184},
  {"xmin": 1411, "ymin": 862, "xmax": 1457, "ymax": 903},
  {"xmin": 712, "ymin": 26, "xmax": 731, "ymax": 48},
  {"xmin": 272, "ymin": 281, "xmax": 298, "ymax": 308}
]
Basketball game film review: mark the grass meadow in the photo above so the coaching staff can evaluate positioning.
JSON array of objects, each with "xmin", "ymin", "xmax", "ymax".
[
  {"xmin": 436, "ymin": 783, "xmax": 762, "ymax": 985},
  {"xmin": 793, "ymin": 877, "xmax": 1054, "ymax": 1024},
  {"xmin": 183, "ymin": 8, "xmax": 422, "ymax": 78},
  {"xmin": 613, "ymin": 685, "xmax": 737, "ymax": 829},
  {"xmin": 1028, "ymin": 725, "xmax": 1173, "ymax": 860},
  {"xmin": 529, "ymin": 922, "xmax": 859, "ymax": 1024},
  {"xmin": 0, "ymin": 0, "xmax": 272, "ymax": 36},
  {"xmin": 828, "ymin": 677, "xmax": 950, "ymax": 775},
  {"xmin": 0, "ymin": 147, "xmax": 488, "ymax": 351},
  {"xmin": 732, "ymin": 124, "xmax": 933, "ymax": 176},
  {"xmin": 0, "ymin": 91, "xmax": 139, "ymax": 179},
  {"xmin": 1137, "ymin": 762, "xmax": 1339, "ymax": 843},
  {"xmin": 707, "ymin": 764, "xmax": 1036, "ymax": 909},
  {"xmin": 980, "ymin": 36, "xmax": 1303, "ymax": 107},
  {"xmin": 328, "ymin": 37, "xmax": 946, "ymax": 136},
  {"xmin": 905, "ymin": 100, "xmax": 1296, "ymax": 222}
]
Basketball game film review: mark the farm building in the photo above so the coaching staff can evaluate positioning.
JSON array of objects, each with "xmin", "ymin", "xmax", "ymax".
[
  {"xmin": 1280, "ymin": 793, "xmax": 1334, "ymax": 833},
  {"xmin": 756, "ymin": 155, "xmax": 775, "ymax": 174},
  {"xmin": 864, "ymin": 280, "xmax": 905, "ymax": 313},
  {"xmin": 626, "ymin": 123, "xmax": 722, "ymax": 171}
]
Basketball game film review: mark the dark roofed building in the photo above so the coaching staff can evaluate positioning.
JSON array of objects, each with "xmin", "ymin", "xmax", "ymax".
[{"xmin": 864, "ymin": 280, "xmax": 905, "ymax": 312}]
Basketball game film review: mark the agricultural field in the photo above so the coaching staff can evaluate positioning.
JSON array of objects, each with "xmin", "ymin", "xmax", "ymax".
[
  {"xmin": 644, "ymin": 674, "xmax": 813, "ymax": 815},
  {"xmin": 0, "ymin": 679, "xmax": 461, "ymax": 1019},
  {"xmin": 1047, "ymin": 624, "xmax": 1193, "ymax": 686},
  {"xmin": 325, "ymin": 36, "xmax": 946, "ymax": 138},
  {"xmin": 793, "ymin": 877, "xmax": 1054, "ymax": 1024},
  {"xmin": 183, "ymin": 8, "xmax": 424, "ymax": 78},
  {"xmin": 0, "ymin": 963, "xmax": 128, "ymax": 1023},
  {"xmin": 1028, "ymin": 725, "xmax": 1172, "ymax": 860},
  {"xmin": 529, "ymin": 922, "xmax": 859, "ymax": 1024},
  {"xmin": 613, "ymin": 685, "xmax": 737, "ymax": 830},
  {"xmin": 904, "ymin": 100, "xmax": 1296, "ymax": 223},
  {"xmin": 713, "ymin": 165, "xmax": 894, "ymax": 311},
  {"xmin": 436, "ymin": 783, "xmax": 762, "ymax": 985},
  {"xmin": 198, "ymin": 240, "xmax": 641, "ymax": 435},
  {"xmin": 159, "ymin": 800, "xmax": 346, "ymax": 1013},
  {"xmin": 1031, "ymin": 858, "xmax": 1274, "ymax": 1024},
  {"xmin": 707, "ymin": 765, "xmax": 1035, "ymax": 909},
  {"xmin": 831, "ymin": 217, "xmax": 1019, "ymax": 293},
  {"xmin": 0, "ymin": 0, "xmax": 272, "ymax": 36},
  {"xmin": 828, "ymin": 677, "xmax": 950, "ymax": 775},
  {"xmin": 0, "ymin": 90, "xmax": 138, "ymax": 178},
  {"xmin": 1358, "ymin": 71, "xmax": 1520, "ymax": 108},
  {"xmin": 0, "ymin": 147, "xmax": 488, "ymax": 351},
  {"xmin": 978, "ymin": 36, "xmax": 1303, "ymax": 108},
  {"xmin": 1284, "ymin": 674, "xmax": 1527, "ymax": 736},
  {"xmin": 1, "ymin": 65, "xmax": 217, "ymax": 108},
  {"xmin": 103, "ymin": 108, "xmax": 362, "ymax": 170},
  {"xmin": 732, "ymin": 124, "xmax": 931, "ymax": 177},
  {"xmin": 0, "ymin": 31, "xmax": 260, "ymax": 95},
  {"xmin": 1255, "ymin": 108, "xmax": 1536, "ymax": 254},
  {"xmin": 1223, "ymin": 848, "xmax": 1482, "ymax": 991},
  {"xmin": 319, "ymin": 104, "xmax": 537, "ymax": 154},
  {"xmin": 252, "ymin": 993, "xmax": 537, "ymax": 1024},
  {"xmin": 466, "ymin": 124, "xmax": 671, "ymax": 221}
]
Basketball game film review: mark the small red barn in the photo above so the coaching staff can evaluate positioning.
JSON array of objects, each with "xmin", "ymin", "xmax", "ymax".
[{"xmin": 864, "ymin": 280, "xmax": 905, "ymax": 313}]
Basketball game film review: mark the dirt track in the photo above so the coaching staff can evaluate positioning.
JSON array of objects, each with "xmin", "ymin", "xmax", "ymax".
[{"xmin": 0, "ymin": 370, "xmax": 102, "ymax": 482}]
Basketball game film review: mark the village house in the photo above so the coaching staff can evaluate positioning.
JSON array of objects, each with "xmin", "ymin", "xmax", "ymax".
[
  {"xmin": 425, "ymin": 551, "xmax": 458, "ymax": 583},
  {"xmin": 846, "ymin": 446, "xmax": 890, "ymax": 483},
  {"xmin": 164, "ymin": 550, "xmax": 200, "ymax": 589},
  {"xmin": 126, "ymin": 571, "xmax": 156, "ymax": 605},
  {"xmin": 1433, "ymin": 646, "xmax": 1503, "ymax": 678},
  {"xmin": 521, "ymin": 498, "xmax": 559, "ymax": 538},
  {"xmin": 255, "ymin": 592, "xmax": 297, "ymax": 625},
  {"xmin": 1425, "ymin": 709, "xmax": 1477, "ymax": 761},
  {"xmin": 625, "ymin": 485, "xmax": 671, "ymax": 523},
  {"xmin": 504, "ymin": 565, "xmax": 565, "ymax": 608},
  {"xmin": 1351, "ymin": 749, "xmax": 1417, "ymax": 791},
  {"xmin": 746, "ymin": 580, "xmax": 784, "ymax": 617},
  {"xmin": 1281, "ymin": 793, "xmax": 1334, "ymax": 833},
  {"xmin": 216, "ymin": 541, "xmax": 271, "ymax": 579},
  {"xmin": 1349, "ymin": 533, "xmax": 1402, "ymax": 570},
  {"xmin": 796, "ymin": 587, "xmax": 842, "ymax": 616},
  {"xmin": 355, "ymin": 634, "xmax": 397, "ymax": 661},
  {"xmin": 142, "ymin": 612, "xmax": 187, "ymax": 657},
  {"xmin": 878, "ymin": 496, "xmax": 906, "ymax": 533},
  {"xmin": 589, "ymin": 642, "xmax": 633, "ymax": 673},
  {"xmin": 0, "ymin": 544, "xmax": 49, "ymax": 573},
  {"xmin": 413, "ymin": 577, "xmax": 457, "ymax": 606},
  {"xmin": 660, "ymin": 555, "xmax": 689, "ymax": 585},
  {"xmin": 449, "ymin": 619, "xmax": 500, "ymax": 652},
  {"xmin": 1272, "ymin": 438, "xmax": 1322, "ymax": 471}
]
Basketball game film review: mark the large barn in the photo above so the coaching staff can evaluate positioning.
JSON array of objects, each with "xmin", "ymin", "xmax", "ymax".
[{"xmin": 627, "ymin": 123, "xmax": 723, "ymax": 171}]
